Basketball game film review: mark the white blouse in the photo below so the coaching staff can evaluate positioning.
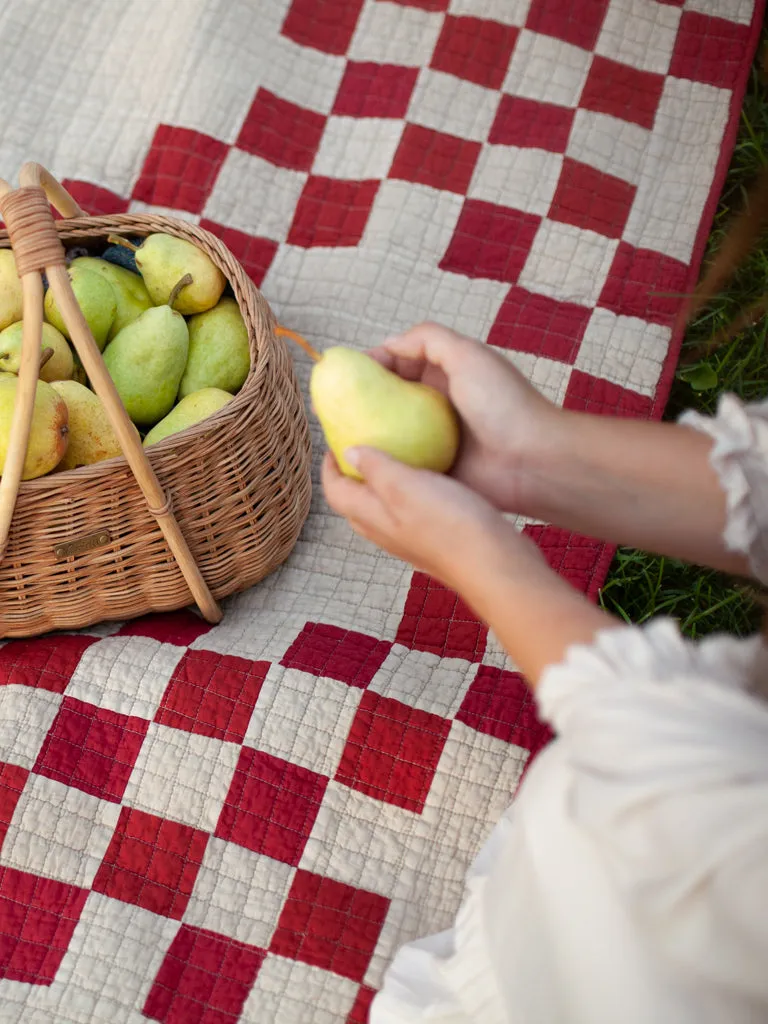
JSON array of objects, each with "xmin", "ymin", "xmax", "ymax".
[{"xmin": 371, "ymin": 396, "xmax": 768, "ymax": 1024}]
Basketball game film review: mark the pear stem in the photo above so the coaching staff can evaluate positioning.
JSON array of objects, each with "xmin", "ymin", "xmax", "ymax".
[
  {"xmin": 275, "ymin": 325, "xmax": 321, "ymax": 362},
  {"xmin": 39, "ymin": 347, "xmax": 54, "ymax": 370},
  {"xmin": 168, "ymin": 274, "xmax": 193, "ymax": 309},
  {"xmin": 107, "ymin": 234, "xmax": 139, "ymax": 253}
]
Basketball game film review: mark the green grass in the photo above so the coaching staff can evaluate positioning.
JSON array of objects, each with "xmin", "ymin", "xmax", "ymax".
[{"xmin": 598, "ymin": 40, "xmax": 768, "ymax": 638}]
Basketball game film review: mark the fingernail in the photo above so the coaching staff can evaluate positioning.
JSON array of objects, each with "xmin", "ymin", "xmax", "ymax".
[{"xmin": 344, "ymin": 447, "xmax": 362, "ymax": 470}]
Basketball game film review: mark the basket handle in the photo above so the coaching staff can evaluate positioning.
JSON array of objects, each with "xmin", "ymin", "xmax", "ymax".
[{"xmin": 0, "ymin": 167, "xmax": 222, "ymax": 625}]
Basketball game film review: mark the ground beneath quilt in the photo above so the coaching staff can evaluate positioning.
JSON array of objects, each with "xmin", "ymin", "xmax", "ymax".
[{"xmin": 0, "ymin": 0, "xmax": 762, "ymax": 1021}]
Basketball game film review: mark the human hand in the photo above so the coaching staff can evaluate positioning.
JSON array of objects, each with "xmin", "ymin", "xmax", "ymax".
[
  {"xmin": 321, "ymin": 444, "xmax": 538, "ymax": 592},
  {"xmin": 367, "ymin": 322, "xmax": 561, "ymax": 516}
]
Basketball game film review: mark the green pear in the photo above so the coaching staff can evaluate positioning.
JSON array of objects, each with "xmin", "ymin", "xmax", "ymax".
[
  {"xmin": 0, "ymin": 322, "xmax": 74, "ymax": 382},
  {"xmin": 130, "ymin": 233, "xmax": 226, "ymax": 314},
  {"xmin": 71, "ymin": 257, "xmax": 152, "ymax": 340},
  {"xmin": 0, "ymin": 376, "xmax": 69, "ymax": 479},
  {"xmin": 0, "ymin": 251, "xmax": 23, "ymax": 332},
  {"xmin": 178, "ymin": 298, "xmax": 250, "ymax": 399},
  {"xmin": 103, "ymin": 296, "xmax": 189, "ymax": 427},
  {"xmin": 310, "ymin": 347, "xmax": 460, "ymax": 480},
  {"xmin": 44, "ymin": 265, "xmax": 117, "ymax": 351},
  {"xmin": 143, "ymin": 387, "xmax": 233, "ymax": 447},
  {"xmin": 51, "ymin": 380, "xmax": 122, "ymax": 470}
]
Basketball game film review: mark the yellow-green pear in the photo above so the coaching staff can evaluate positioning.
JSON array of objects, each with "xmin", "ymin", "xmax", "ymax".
[
  {"xmin": 103, "ymin": 298, "xmax": 189, "ymax": 427},
  {"xmin": 0, "ymin": 251, "xmax": 23, "ymax": 332},
  {"xmin": 178, "ymin": 298, "xmax": 250, "ymax": 399},
  {"xmin": 71, "ymin": 256, "xmax": 152, "ymax": 340},
  {"xmin": 310, "ymin": 347, "xmax": 460, "ymax": 480},
  {"xmin": 131, "ymin": 233, "xmax": 226, "ymax": 314},
  {"xmin": 0, "ymin": 322, "xmax": 74, "ymax": 382},
  {"xmin": 0, "ymin": 376, "xmax": 69, "ymax": 479},
  {"xmin": 44, "ymin": 265, "xmax": 117, "ymax": 351},
  {"xmin": 51, "ymin": 380, "xmax": 122, "ymax": 470},
  {"xmin": 143, "ymin": 388, "xmax": 233, "ymax": 447}
]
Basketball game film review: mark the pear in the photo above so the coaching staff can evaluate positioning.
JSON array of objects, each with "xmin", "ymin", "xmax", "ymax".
[
  {"xmin": 143, "ymin": 387, "xmax": 233, "ymax": 447},
  {"xmin": 71, "ymin": 257, "xmax": 152, "ymax": 340},
  {"xmin": 51, "ymin": 380, "xmax": 122, "ymax": 470},
  {"xmin": 178, "ymin": 298, "xmax": 250, "ymax": 399},
  {"xmin": 0, "ymin": 377, "xmax": 69, "ymax": 479},
  {"xmin": 44, "ymin": 265, "xmax": 116, "ymax": 351},
  {"xmin": 310, "ymin": 347, "xmax": 460, "ymax": 480},
  {"xmin": 103, "ymin": 283, "xmax": 189, "ymax": 427},
  {"xmin": 0, "ymin": 251, "xmax": 23, "ymax": 332},
  {"xmin": 120, "ymin": 233, "xmax": 225, "ymax": 314},
  {"xmin": 0, "ymin": 322, "xmax": 74, "ymax": 382}
]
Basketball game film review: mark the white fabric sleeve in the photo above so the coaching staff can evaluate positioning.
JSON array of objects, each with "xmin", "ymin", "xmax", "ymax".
[
  {"xmin": 680, "ymin": 395, "xmax": 768, "ymax": 585},
  {"xmin": 537, "ymin": 619, "xmax": 768, "ymax": 1001}
]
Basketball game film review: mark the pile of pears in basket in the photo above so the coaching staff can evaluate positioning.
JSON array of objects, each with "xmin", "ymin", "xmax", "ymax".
[{"xmin": 0, "ymin": 234, "xmax": 250, "ymax": 479}]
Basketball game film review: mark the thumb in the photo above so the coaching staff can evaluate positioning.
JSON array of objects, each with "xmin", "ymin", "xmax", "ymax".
[{"xmin": 344, "ymin": 446, "xmax": 418, "ymax": 497}]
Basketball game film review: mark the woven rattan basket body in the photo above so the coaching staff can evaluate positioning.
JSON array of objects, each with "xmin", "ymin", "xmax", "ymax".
[{"xmin": 0, "ymin": 208, "xmax": 311, "ymax": 638}]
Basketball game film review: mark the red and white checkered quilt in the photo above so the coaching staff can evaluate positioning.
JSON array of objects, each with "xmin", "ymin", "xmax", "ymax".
[{"xmin": 0, "ymin": 0, "xmax": 762, "ymax": 1020}]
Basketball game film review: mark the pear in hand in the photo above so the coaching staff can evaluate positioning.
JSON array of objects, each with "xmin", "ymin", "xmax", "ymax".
[
  {"xmin": 143, "ymin": 387, "xmax": 233, "ymax": 447},
  {"xmin": 71, "ymin": 257, "xmax": 152, "ymax": 340},
  {"xmin": 103, "ymin": 278, "xmax": 190, "ymax": 427},
  {"xmin": 0, "ymin": 251, "xmax": 23, "ymax": 332},
  {"xmin": 178, "ymin": 298, "xmax": 250, "ymax": 398},
  {"xmin": 113, "ymin": 233, "xmax": 225, "ymax": 314},
  {"xmin": 0, "ymin": 377, "xmax": 68, "ymax": 478},
  {"xmin": 44, "ymin": 265, "xmax": 117, "ymax": 351},
  {"xmin": 310, "ymin": 346, "xmax": 460, "ymax": 480},
  {"xmin": 0, "ymin": 322, "xmax": 74, "ymax": 383},
  {"xmin": 51, "ymin": 380, "xmax": 122, "ymax": 470}
]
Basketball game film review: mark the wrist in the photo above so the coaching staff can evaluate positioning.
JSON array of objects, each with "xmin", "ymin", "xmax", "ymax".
[{"xmin": 507, "ymin": 404, "xmax": 578, "ymax": 519}]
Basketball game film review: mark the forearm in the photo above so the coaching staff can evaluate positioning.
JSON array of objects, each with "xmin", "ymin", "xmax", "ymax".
[
  {"xmin": 454, "ymin": 531, "xmax": 615, "ymax": 687},
  {"xmin": 521, "ymin": 412, "xmax": 748, "ymax": 577}
]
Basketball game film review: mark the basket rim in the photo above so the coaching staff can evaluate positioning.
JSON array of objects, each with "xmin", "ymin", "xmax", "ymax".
[{"xmin": 0, "ymin": 212, "xmax": 282, "ymax": 491}]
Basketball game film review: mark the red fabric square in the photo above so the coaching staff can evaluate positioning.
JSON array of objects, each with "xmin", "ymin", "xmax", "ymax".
[
  {"xmin": 526, "ymin": 0, "xmax": 609, "ymax": 50},
  {"xmin": 287, "ymin": 177, "xmax": 380, "ymax": 247},
  {"xmin": 132, "ymin": 125, "xmax": 228, "ymax": 215},
  {"xmin": 33, "ymin": 697, "xmax": 148, "ymax": 803},
  {"xmin": 237, "ymin": 88, "xmax": 326, "ymax": 172},
  {"xmin": 60, "ymin": 180, "xmax": 129, "ymax": 216},
  {"xmin": 215, "ymin": 747, "xmax": 327, "ymax": 866},
  {"xmin": 333, "ymin": 62, "xmax": 419, "ymax": 119},
  {"xmin": 143, "ymin": 924, "xmax": 265, "ymax": 1024},
  {"xmin": 580, "ymin": 56, "xmax": 664, "ymax": 131},
  {"xmin": 564, "ymin": 368, "xmax": 653, "ymax": 419},
  {"xmin": 347, "ymin": 985, "xmax": 377, "ymax": 1023},
  {"xmin": 92, "ymin": 807, "xmax": 208, "ymax": 920},
  {"xmin": 598, "ymin": 241, "xmax": 689, "ymax": 327},
  {"xmin": 155, "ymin": 650, "xmax": 268, "ymax": 745},
  {"xmin": 439, "ymin": 199, "xmax": 540, "ymax": 283},
  {"xmin": 270, "ymin": 870, "xmax": 388, "ymax": 981},
  {"xmin": 0, "ymin": 867, "xmax": 88, "ymax": 984},
  {"xmin": 117, "ymin": 609, "xmax": 213, "ymax": 647},
  {"xmin": 524, "ymin": 525, "xmax": 604, "ymax": 594},
  {"xmin": 430, "ymin": 16, "xmax": 518, "ymax": 90},
  {"xmin": 489, "ymin": 95, "xmax": 575, "ymax": 152},
  {"xmin": 199, "ymin": 220, "xmax": 278, "ymax": 288},
  {"xmin": 457, "ymin": 666, "xmax": 546, "ymax": 749},
  {"xmin": 669, "ymin": 12, "xmax": 750, "ymax": 90},
  {"xmin": 281, "ymin": 622, "xmax": 391, "ymax": 688},
  {"xmin": 396, "ymin": 571, "xmax": 488, "ymax": 661},
  {"xmin": 390, "ymin": 123, "xmax": 481, "ymax": 195},
  {"xmin": 0, "ymin": 635, "xmax": 95, "ymax": 694},
  {"xmin": 335, "ymin": 691, "xmax": 450, "ymax": 813},
  {"xmin": 549, "ymin": 158, "xmax": 636, "ymax": 239},
  {"xmin": 488, "ymin": 285, "xmax": 590, "ymax": 361},
  {"xmin": 0, "ymin": 763, "xmax": 28, "ymax": 853},
  {"xmin": 282, "ymin": 0, "xmax": 365, "ymax": 56}
]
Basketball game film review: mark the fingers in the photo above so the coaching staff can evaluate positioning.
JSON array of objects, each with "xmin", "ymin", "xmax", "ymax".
[
  {"xmin": 321, "ymin": 451, "xmax": 386, "ymax": 524},
  {"xmin": 381, "ymin": 322, "xmax": 477, "ymax": 377}
]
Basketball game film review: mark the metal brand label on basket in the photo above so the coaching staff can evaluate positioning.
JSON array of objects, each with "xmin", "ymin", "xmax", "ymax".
[{"xmin": 54, "ymin": 531, "xmax": 112, "ymax": 559}]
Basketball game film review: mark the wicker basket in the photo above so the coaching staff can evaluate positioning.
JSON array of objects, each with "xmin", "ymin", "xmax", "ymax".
[{"xmin": 0, "ymin": 164, "xmax": 311, "ymax": 639}]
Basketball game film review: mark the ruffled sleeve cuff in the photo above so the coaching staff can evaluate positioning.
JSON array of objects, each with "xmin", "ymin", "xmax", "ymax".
[{"xmin": 680, "ymin": 395, "xmax": 768, "ymax": 585}]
